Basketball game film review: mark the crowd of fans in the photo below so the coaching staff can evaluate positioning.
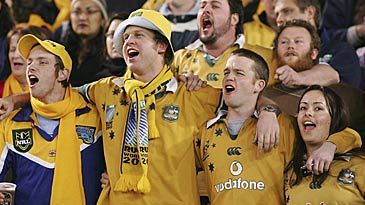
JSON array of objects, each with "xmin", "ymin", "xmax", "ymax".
[{"xmin": 0, "ymin": 0, "xmax": 364, "ymax": 205}]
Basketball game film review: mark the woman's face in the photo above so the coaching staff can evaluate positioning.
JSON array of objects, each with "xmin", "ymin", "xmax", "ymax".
[
  {"xmin": 8, "ymin": 33, "xmax": 27, "ymax": 80},
  {"xmin": 70, "ymin": 0, "xmax": 105, "ymax": 38},
  {"xmin": 297, "ymin": 90, "xmax": 332, "ymax": 147},
  {"xmin": 106, "ymin": 19, "xmax": 122, "ymax": 59}
]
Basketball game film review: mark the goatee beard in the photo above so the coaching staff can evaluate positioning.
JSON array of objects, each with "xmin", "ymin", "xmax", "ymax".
[
  {"xmin": 200, "ymin": 34, "xmax": 217, "ymax": 45},
  {"xmin": 277, "ymin": 51, "xmax": 315, "ymax": 72}
]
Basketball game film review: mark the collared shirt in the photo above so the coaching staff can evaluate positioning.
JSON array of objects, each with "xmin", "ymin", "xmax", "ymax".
[
  {"xmin": 285, "ymin": 154, "xmax": 365, "ymax": 205},
  {"xmin": 0, "ymin": 104, "xmax": 104, "ymax": 205},
  {"xmin": 86, "ymin": 75, "xmax": 221, "ymax": 205},
  {"xmin": 195, "ymin": 113, "xmax": 296, "ymax": 205},
  {"xmin": 172, "ymin": 34, "xmax": 277, "ymax": 88}
]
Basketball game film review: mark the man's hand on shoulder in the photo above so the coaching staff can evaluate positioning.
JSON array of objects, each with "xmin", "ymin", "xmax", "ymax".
[
  {"xmin": 306, "ymin": 142, "xmax": 336, "ymax": 175},
  {"xmin": 253, "ymin": 110, "xmax": 280, "ymax": 153},
  {"xmin": 0, "ymin": 96, "xmax": 15, "ymax": 121},
  {"xmin": 178, "ymin": 72, "xmax": 207, "ymax": 91}
]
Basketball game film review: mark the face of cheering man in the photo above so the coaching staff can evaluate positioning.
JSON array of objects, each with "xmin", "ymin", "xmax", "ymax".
[
  {"xmin": 121, "ymin": 26, "xmax": 168, "ymax": 82},
  {"xmin": 26, "ymin": 46, "xmax": 69, "ymax": 103},
  {"xmin": 197, "ymin": 0, "xmax": 238, "ymax": 45}
]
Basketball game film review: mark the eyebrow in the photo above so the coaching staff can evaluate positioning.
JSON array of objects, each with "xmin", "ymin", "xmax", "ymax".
[{"xmin": 300, "ymin": 101, "xmax": 325, "ymax": 105}]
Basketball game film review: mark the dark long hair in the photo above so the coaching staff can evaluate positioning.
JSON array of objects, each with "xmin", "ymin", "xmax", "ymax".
[
  {"xmin": 227, "ymin": 0, "xmax": 244, "ymax": 35},
  {"xmin": 104, "ymin": 12, "xmax": 129, "ymax": 60},
  {"xmin": 289, "ymin": 85, "xmax": 349, "ymax": 187},
  {"xmin": 61, "ymin": 21, "xmax": 106, "ymax": 67},
  {"xmin": 0, "ymin": 0, "xmax": 15, "ymax": 37}
]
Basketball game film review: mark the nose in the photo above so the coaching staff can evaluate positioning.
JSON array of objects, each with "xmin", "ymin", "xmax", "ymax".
[
  {"xmin": 123, "ymin": 35, "xmax": 136, "ymax": 46},
  {"xmin": 78, "ymin": 11, "xmax": 88, "ymax": 20},
  {"xmin": 200, "ymin": 4, "xmax": 211, "ymax": 15},
  {"xmin": 276, "ymin": 13, "xmax": 285, "ymax": 27},
  {"xmin": 287, "ymin": 40, "xmax": 295, "ymax": 49},
  {"xmin": 224, "ymin": 71, "xmax": 235, "ymax": 81},
  {"xmin": 304, "ymin": 108, "xmax": 313, "ymax": 117},
  {"xmin": 26, "ymin": 63, "xmax": 36, "ymax": 73}
]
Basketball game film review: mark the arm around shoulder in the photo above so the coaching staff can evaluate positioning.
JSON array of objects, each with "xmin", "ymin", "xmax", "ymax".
[
  {"xmin": 0, "ymin": 93, "xmax": 30, "ymax": 120},
  {"xmin": 299, "ymin": 64, "xmax": 340, "ymax": 86},
  {"xmin": 327, "ymin": 127, "xmax": 362, "ymax": 154}
]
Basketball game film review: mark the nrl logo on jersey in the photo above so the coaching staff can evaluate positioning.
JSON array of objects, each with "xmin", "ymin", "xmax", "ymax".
[
  {"xmin": 162, "ymin": 104, "xmax": 179, "ymax": 122},
  {"xmin": 12, "ymin": 128, "xmax": 33, "ymax": 152}
]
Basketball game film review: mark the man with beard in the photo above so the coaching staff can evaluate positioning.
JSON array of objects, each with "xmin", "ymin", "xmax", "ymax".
[
  {"xmin": 273, "ymin": 0, "xmax": 362, "ymax": 88},
  {"xmin": 263, "ymin": 19, "xmax": 365, "ymax": 149},
  {"xmin": 172, "ymin": 0, "xmax": 339, "ymax": 89}
]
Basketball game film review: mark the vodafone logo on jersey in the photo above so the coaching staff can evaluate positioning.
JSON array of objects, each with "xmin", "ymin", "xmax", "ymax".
[
  {"xmin": 230, "ymin": 160, "xmax": 243, "ymax": 176},
  {"xmin": 214, "ymin": 161, "xmax": 265, "ymax": 193}
]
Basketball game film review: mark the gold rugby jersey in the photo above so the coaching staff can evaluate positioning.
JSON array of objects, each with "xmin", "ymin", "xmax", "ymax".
[
  {"xmin": 171, "ymin": 34, "xmax": 278, "ymax": 88},
  {"xmin": 86, "ymin": 76, "xmax": 221, "ymax": 205},
  {"xmin": 0, "ymin": 104, "xmax": 104, "ymax": 205},
  {"xmin": 285, "ymin": 155, "xmax": 365, "ymax": 205},
  {"xmin": 196, "ymin": 114, "xmax": 295, "ymax": 205}
]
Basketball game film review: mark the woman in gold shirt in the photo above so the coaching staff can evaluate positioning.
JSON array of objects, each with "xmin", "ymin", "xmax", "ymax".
[{"xmin": 285, "ymin": 85, "xmax": 365, "ymax": 205}]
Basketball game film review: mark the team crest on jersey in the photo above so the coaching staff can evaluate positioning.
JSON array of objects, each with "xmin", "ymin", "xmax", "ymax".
[
  {"xmin": 12, "ymin": 128, "xmax": 33, "ymax": 153},
  {"xmin": 76, "ymin": 125, "xmax": 96, "ymax": 144},
  {"xmin": 162, "ymin": 104, "xmax": 179, "ymax": 122},
  {"xmin": 337, "ymin": 168, "xmax": 355, "ymax": 185},
  {"xmin": 106, "ymin": 104, "xmax": 116, "ymax": 129}
]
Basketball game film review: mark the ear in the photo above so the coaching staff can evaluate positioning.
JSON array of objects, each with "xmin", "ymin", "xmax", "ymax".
[
  {"xmin": 254, "ymin": 79, "xmax": 266, "ymax": 93},
  {"xmin": 310, "ymin": 48, "xmax": 319, "ymax": 60},
  {"xmin": 305, "ymin": 5, "xmax": 316, "ymax": 24},
  {"xmin": 231, "ymin": 13, "xmax": 239, "ymax": 27},
  {"xmin": 157, "ymin": 42, "xmax": 168, "ymax": 55},
  {"xmin": 57, "ymin": 69, "xmax": 69, "ymax": 82}
]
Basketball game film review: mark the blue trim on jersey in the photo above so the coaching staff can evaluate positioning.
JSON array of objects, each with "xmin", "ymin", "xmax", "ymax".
[
  {"xmin": 34, "ymin": 125, "xmax": 59, "ymax": 141},
  {"xmin": 0, "ymin": 139, "xmax": 105, "ymax": 205},
  {"xmin": 12, "ymin": 106, "xmax": 33, "ymax": 122},
  {"xmin": 2, "ymin": 149, "xmax": 53, "ymax": 205},
  {"xmin": 2, "ymin": 105, "xmax": 105, "ymax": 205},
  {"xmin": 12, "ymin": 105, "xmax": 91, "ymax": 122},
  {"xmin": 82, "ymin": 137, "xmax": 105, "ymax": 205}
]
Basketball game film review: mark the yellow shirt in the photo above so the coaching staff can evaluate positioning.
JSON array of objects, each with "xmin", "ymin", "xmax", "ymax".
[
  {"xmin": 142, "ymin": 0, "xmax": 165, "ymax": 10},
  {"xmin": 243, "ymin": 13, "xmax": 276, "ymax": 48},
  {"xmin": 0, "ymin": 102, "xmax": 103, "ymax": 204},
  {"xmin": 285, "ymin": 155, "xmax": 365, "ymax": 205},
  {"xmin": 171, "ymin": 35, "xmax": 278, "ymax": 88},
  {"xmin": 87, "ymin": 76, "xmax": 221, "ymax": 205},
  {"xmin": 196, "ymin": 114, "xmax": 296, "ymax": 205}
]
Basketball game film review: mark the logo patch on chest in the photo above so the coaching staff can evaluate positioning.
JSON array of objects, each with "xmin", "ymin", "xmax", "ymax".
[
  {"xmin": 162, "ymin": 104, "xmax": 179, "ymax": 122},
  {"xmin": 105, "ymin": 104, "xmax": 116, "ymax": 129},
  {"xmin": 12, "ymin": 128, "xmax": 33, "ymax": 152},
  {"xmin": 76, "ymin": 125, "xmax": 96, "ymax": 144},
  {"xmin": 337, "ymin": 168, "xmax": 355, "ymax": 185}
]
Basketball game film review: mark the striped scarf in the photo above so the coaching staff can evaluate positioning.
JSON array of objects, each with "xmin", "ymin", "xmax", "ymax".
[{"xmin": 114, "ymin": 66, "xmax": 173, "ymax": 193}]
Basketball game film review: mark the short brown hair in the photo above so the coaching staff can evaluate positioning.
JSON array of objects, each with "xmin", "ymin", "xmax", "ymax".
[
  {"xmin": 230, "ymin": 48, "xmax": 269, "ymax": 86},
  {"xmin": 273, "ymin": 19, "xmax": 321, "ymax": 64}
]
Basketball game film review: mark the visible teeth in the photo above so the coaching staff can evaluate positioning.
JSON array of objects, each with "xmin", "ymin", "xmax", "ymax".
[
  {"xmin": 225, "ymin": 85, "xmax": 235, "ymax": 92},
  {"xmin": 304, "ymin": 121, "xmax": 315, "ymax": 126},
  {"xmin": 128, "ymin": 49, "xmax": 137, "ymax": 54},
  {"xmin": 28, "ymin": 75, "xmax": 39, "ymax": 85},
  {"xmin": 127, "ymin": 49, "xmax": 139, "ymax": 58},
  {"xmin": 203, "ymin": 18, "xmax": 212, "ymax": 28}
]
